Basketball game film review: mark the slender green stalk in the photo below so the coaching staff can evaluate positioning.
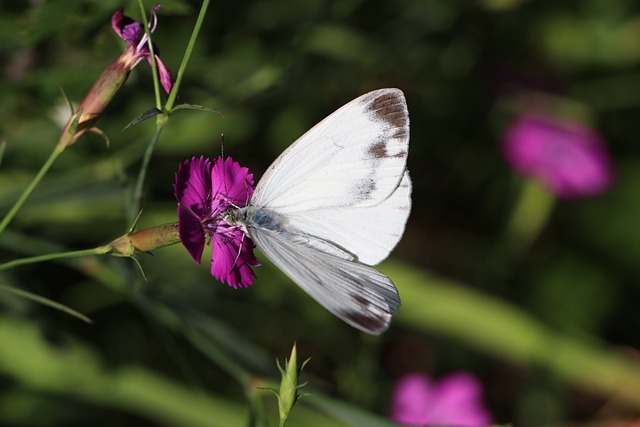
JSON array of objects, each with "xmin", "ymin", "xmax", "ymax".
[
  {"xmin": 165, "ymin": 0, "xmax": 211, "ymax": 111},
  {"xmin": 129, "ymin": 126, "xmax": 163, "ymax": 223},
  {"xmin": 128, "ymin": 0, "xmax": 211, "ymax": 222},
  {"xmin": 0, "ymin": 144, "xmax": 65, "ymax": 236},
  {"xmin": 504, "ymin": 178, "xmax": 556, "ymax": 253},
  {"xmin": 0, "ymin": 284, "xmax": 93, "ymax": 324},
  {"xmin": 0, "ymin": 246, "xmax": 110, "ymax": 272},
  {"xmin": 137, "ymin": 0, "xmax": 162, "ymax": 109}
]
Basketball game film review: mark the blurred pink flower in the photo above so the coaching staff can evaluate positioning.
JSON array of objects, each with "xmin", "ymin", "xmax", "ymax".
[
  {"xmin": 174, "ymin": 156, "xmax": 259, "ymax": 288},
  {"xmin": 503, "ymin": 113, "xmax": 613, "ymax": 199},
  {"xmin": 391, "ymin": 372, "xmax": 492, "ymax": 427}
]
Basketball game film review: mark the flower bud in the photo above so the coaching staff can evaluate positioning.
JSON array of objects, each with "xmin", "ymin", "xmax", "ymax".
[
  {"xmin": 59, "ymin": 58, "xmax": 131, "ymax": 147},
  {"xmin": 276, "ymin": 343, "xmax": 308, "ymax": 424},
  {"xmin": 108, "ymin": 222, "xmax": 180, "ymax": 257}
]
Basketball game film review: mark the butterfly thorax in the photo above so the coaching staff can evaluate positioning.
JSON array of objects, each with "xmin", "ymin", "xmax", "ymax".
[{"xmin": 226, "ymin": 206, "xmax": 287, "ymax": 234}]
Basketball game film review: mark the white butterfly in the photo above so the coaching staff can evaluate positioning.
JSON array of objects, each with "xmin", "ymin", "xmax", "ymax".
[{"xmin": 227, "ymin": 88, "xmax": 411, "ymax": 334}]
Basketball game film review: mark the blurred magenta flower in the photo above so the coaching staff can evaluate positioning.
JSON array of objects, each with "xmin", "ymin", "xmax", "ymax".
[
  {"xmin": 503, "ymin": 113, "xmax": 613, "ymax": 199},
  {"xmin": 174, "ymin": 156, "xmax": 259, "ymax": 288},
  {"xmin": 391, "ymin": 372, "xmax": 492, "ymax": 427},
  {"xmin": 111, "ymin": 5, "xmax": 173, "ymax": 94}
]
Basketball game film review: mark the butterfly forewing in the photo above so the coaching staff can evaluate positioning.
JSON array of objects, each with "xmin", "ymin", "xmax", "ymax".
[{"xmin": 251, "ymin": 89, "xmax": 411, "ymax": 265}]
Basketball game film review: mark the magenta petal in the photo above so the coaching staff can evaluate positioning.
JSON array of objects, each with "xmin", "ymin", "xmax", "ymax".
[
  {"xmin": 391, "ymin": 373, "xmax": 434, "ymax": 425},
  {"xmin": 111, "ymin": 8, "xmax": 126, "ymax": 38},
  {"xmin": 391, "ymin": 372, "xmax": 492, "ymax": 427},
  {"xmin": 177, "ymin": 204, "xmax": 206, "ymax": 264},
  {"xmin": 210, "ymin": 228, "xmax": 258, "ymax": 288},
  {"xmin": 111, "ymin": 9, "xmax": 143, "ymax": 46},
  {"xmin": 153, "ymin": 55, "xmax": 174, "ymax": 94},
  {"xmin": 174, "ymin": 154, "xmax": 260, "ymax": 287},
  {"xmin": 429, "ymin": 372, "xmax": 492, "ymax": 427},
  {"xmin": 211, "ymin": 157, "xmax": 255, "ymax": 207},
  {"xmin": 503, "ymin": 113, "xmax": 614, "ymax": 199},
  {"xmin": 122, "ymin": 21, "xmax": 144, "ymax": 45},
  {"xmin": 174, "ymin": 156, "xmax": 212, "ymax": 218}
]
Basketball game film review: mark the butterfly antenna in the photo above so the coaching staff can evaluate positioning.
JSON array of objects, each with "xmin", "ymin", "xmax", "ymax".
[
  {"xmin": 210, "ymin": 134, "xmax": 227, "ymax": 203},
  {"xmin": 219, "ymin": 133, "xmax": 231, "ymax": 203}
]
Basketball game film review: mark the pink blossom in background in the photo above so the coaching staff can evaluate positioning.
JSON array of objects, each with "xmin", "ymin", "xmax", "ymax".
[
  {"xmin": 111, "ymin": 5, "xmax": 173, "ymax": 93},
  {"xmin": 174, "ymin": 156, "xmax": 259, "ymax": 288},
  {"xmin": 391, "ymin": 372, "xmax": 492, "ymax": 426},
  {"xmin": 502, "ymin": 113, "xmax": 613, "ymax": 199}
]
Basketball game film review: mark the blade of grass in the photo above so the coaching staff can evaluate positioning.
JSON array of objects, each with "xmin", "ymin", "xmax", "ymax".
[{"xmin": 0, "ymin": 283, "xmax": 92, "ymax": 324}]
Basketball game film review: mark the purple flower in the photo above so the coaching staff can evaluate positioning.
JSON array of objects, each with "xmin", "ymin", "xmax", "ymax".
[
  {"xmin": 503, "ymin": 113, "xmax": 614, "ymax": 199},
  {"xmin": 111, "ymin": 5, "xmax": 173, "ymax": 94},
  {"xmin": 174, "ymin": 156, "xmax": 259, "ymax": 288},
  {"xmin": 391, "ymin": 372, "xmax": 492, "ymax": 427}
]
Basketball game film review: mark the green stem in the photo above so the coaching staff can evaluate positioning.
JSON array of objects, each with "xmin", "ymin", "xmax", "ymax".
[
  {"xmin": 165, "ymin": 0, "xmax": 211, "ymax": 112},
  {"xmin": 137, "ymin": 0, "xmax": 162, "ymax": 109},
  {"xmin": 0, "ymin": 246, "xmax": 110, "ymax": 272},
  {"xmin": 127, "ymin": 1, "xmax": 211, "ymax": 223},
  {"xmin": 129, "ymin": 126, "xmax": 163, "ymax": 224},
  {"xmin": 0, "ymin": 144, "xmax": 65, "ymax": 236},
  {"xmin": 505, "ymin": 178, "xmax": 556, "ymax": 254}
]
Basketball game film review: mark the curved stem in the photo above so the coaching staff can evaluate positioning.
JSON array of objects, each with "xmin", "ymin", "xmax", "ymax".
[
  {"xmin": 0, "ymin": 144, "xmax": 65, "ymax": 236},
  {"xmin": 137, "ymin": 0, "xmax": 162, "ymax": 109},
  {"xmin": 504, "ymin": 178, "xmax": 556, "ymax": 254},
  {"xmin": 129, "ymin": 126, "xmax": 164, "ymax": 224},
  {"xmin": 0, "ymin": 246, "xmax": 110, "ymax": 272}
]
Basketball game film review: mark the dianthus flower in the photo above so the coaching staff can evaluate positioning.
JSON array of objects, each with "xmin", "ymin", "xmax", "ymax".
[
  {"xmin": 59, "ymin": 5, "xmax": 173, "ymax": 147},
  {"xmin": 111, "ymin": 5, "xmax": 173, "ymax": 94},
  {"xmin": 391, "ymin": 372, "xmax": 492, "ymax": 427},
  {"xmin": 174, "ymin": 156, "xmax": 259, "ymax": 288},
  {"xmin": 503, "ymin": 113, "xmax": 613, "ymax": 199}
]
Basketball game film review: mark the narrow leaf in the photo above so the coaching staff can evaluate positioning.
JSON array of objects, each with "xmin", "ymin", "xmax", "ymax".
[
  {"xmin": 123, "ymin": 108, "xmax": 164, "ymax": 131},
  {"xmin": 59, "ymin": 85, "xmax": 75, "ymax": 115},
  {"xmin": 0, "ymin": 283, "xmax": 93, "ymax": 324},
  {"xmin": 172, "ymin": 103, "xmax": 224, "ymax": 116}
]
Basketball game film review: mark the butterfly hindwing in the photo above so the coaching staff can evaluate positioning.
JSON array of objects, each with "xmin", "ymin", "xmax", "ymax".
[{"xmin": 247, "ymin": 223, "xmax": 400, "ymax": 335}]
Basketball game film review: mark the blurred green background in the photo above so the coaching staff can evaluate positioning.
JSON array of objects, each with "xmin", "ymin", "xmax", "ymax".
[{"xmin": 2, "ymin": 0, "xmax": 640, "ymax": 425}]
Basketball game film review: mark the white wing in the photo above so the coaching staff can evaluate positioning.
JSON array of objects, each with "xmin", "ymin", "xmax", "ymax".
[
  {"xmin": 246, "ymin": 224, "xmax": 400, "ymax": 335},
  {"xmin": 251, "ymin": 88, "xmax": 411, "ymax": 265}
]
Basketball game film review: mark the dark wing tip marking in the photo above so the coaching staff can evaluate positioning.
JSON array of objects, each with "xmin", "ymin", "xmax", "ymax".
[
  {"xmin": 369, "ymin": 90, "xmax": 408, "ymax": 130},
  {"xmin": 368, "ymin": 141, "xmax": 388, "ymax": 159},
  {"xmin": 342, "ymin": 310, "xmax": 389, "ymax": 334},
  {"xmin": 367, "ymin": 141, "xmax": 407, "ymax": 160},
  {"xmin": 351, "ymin": 293, "xmax": 371, "ymax": 308}
]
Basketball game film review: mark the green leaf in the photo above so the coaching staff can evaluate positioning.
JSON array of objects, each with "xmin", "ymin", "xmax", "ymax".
[
  {"xmin": 171, "ymin": 103, "xmax": 224, "ymax": 116},
  {"xmin": 0, "ymin": 283, "xmax": 92, "ymax": 324},
  {"xmin": 123, "ymin": 108, "xmax": 164, "ymax": 131}
]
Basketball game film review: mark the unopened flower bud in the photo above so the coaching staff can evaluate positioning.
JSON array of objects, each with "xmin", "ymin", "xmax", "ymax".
[{"xmin": 109, "ymin": 222, "xmax": 179, "ymax": 257}]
